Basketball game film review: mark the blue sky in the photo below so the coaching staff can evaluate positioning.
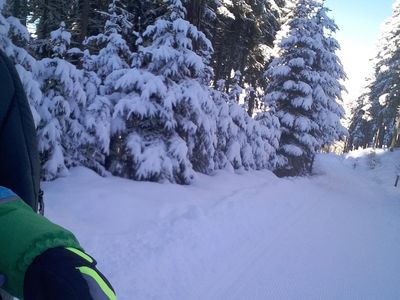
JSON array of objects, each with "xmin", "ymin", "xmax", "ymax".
[
  {"xmin": 324, "ymin": 0, "xmax": 394, "ymax": 109},
  {"xmin": 326, "ymin": 0, "xmax": 394, "ymax": 43}
]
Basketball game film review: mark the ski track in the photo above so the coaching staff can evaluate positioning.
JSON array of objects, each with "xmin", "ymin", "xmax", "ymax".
[{"xmin": 44, "ymin": 151, "xmax": 400, "ymax": 300}]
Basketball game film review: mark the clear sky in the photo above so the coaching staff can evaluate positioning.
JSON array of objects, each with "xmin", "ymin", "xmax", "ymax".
[{"xmin": 324, "ymin": 0, "xmax": 394, "ymax": 110}]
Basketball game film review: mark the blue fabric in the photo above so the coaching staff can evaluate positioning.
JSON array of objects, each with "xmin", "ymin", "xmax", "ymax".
[{"xmin": 0, "ymin": 186, "xmax": 16, "ymax": 199}]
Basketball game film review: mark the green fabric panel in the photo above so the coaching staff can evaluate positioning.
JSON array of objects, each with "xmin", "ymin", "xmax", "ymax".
[{"xmin": 0, "ymin": 199, "xmax": 82, "ymax": 298}]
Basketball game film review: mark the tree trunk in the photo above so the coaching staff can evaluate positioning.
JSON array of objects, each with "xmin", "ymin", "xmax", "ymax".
[
  {"xmin": 185, "ymin": 0, "xmax": 206, "ymax": 28},
  {"xmin": 12, "ymin": 0, "xmax": 28, "ymax": 25},
  {"xmin": 374, "ymin": 121, "xmax": 385, "ymax": 148},
  {"xmin": 37, "ymin": 0, "xmax": 49, "ymax": 40},
  {"xmin": 247, "ymin": 88, "xmax": 256, "ymax": 117},
  {"xmin": 79, "ymin": 0, "xmax": 90, "ymax": 42},
  {"xmin": 390, "ymin": 116, "xmax": 400, "ymax": 149}
]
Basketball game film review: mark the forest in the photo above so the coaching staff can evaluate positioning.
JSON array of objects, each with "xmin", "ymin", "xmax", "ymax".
[
  {"xmin": 2, "ymin": 0, "xmax": 395, "ymax": 184},
  {"xmin": 346, "ymin": 1, "xmax": 400, "ymax": 152}
]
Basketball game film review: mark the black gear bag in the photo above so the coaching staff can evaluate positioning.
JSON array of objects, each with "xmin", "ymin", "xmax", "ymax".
[{"xmin": 0, "ymin": 50, "xmax": 42, "ymax": 213}]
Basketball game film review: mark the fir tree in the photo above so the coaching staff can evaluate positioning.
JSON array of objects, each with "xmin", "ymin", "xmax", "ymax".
[
  {"xmin": 81, "ymin": 49, "xmax": 112, "ymax": 175},
  {"xmin": 0, "ymin": 2, "xmax": 42, "ymax": 127},
  {"xmin": 84, "ymin": 0, "xmax": 133, "ymax": 84},
  {"xmin": 228, "ymin": 70, "xmax": 243, "ymax": 104},
  {"xmin": 265, "ymin": 0, "xmax": 346, "ymax": 176},
  {"xmin": 347, "ymin": 0, "xmax": 400, "ymax": 150},
  {"xmin": 311, "ymin": 5, "xmax": 347, "ymax": 147},
  {"xmin": 346, "ymin": 88, "xmax": 374, "ymax": 151},
  {"xmin": 106, "ymin": 64, "xmax": 194, "ymax": 183},
  {"xmin": 211, "ymin": 0, "xmax": 286, "ymax": 114},
  {"xmin": 83, "ymin": 0, "xmax": 134, "ymax": 175},
  {"xmin": 212, "ymin": 79, "xmax": 241, "ymax": 170},
  {"xmin": 36, "ymin": 23, "xmax": 86, "ymax": 180},
  {"xmin": 254, "ymin": 104, "xmax": 283, "ymax": 170},
  {"xmin": 229, "ymin": 101, "xmax": 255, "ymax": 170},
  {"xmin": 369, "ymin": 1, "xmax": 400, "ymax": 148},
  {"xmin": 139, "ymin": 0, "xmax": 218, "ymax": 176}
]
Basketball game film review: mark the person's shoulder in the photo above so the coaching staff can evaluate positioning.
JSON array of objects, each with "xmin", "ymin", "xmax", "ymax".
[
  {"xmin": 0, "ymin": 49, "xmax": 14, "ymax": 73},
  {"xmin": 0, "ymin": 49, "xmax": 15, "ymax": 121}
]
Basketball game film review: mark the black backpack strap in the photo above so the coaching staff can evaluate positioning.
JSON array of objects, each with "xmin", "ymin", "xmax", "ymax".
[{"xmin": 0, "ymin": 50, "xmax": 41, "ymax": 212}]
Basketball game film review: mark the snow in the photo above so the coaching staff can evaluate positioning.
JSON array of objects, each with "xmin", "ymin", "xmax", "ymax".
[
  {"xmin": 217, "ymin": 1, "xmax": 235, "ymax": 20},
  {"xmin": 43, "ymin": 149, "xmax": 400, "ymax": 300}
]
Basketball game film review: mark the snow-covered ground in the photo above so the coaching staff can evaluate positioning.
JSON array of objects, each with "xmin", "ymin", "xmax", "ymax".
[{"xmin": 43, "ymin": 149, "xmax": 400, "ymax": 300}]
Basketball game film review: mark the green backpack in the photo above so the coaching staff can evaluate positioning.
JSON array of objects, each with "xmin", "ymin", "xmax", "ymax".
[{"xmin": 0, "ymin": 50, "xmax": 42, "ymax": 213}]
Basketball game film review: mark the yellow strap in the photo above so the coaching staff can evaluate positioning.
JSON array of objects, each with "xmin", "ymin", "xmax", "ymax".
[
  {"xmin": 77, "ymin": 266, "xmax": 116, "ymax": 300},
  {"xmin": 65, "ymin": 247, "xmax": 94, "ymax": 264}
]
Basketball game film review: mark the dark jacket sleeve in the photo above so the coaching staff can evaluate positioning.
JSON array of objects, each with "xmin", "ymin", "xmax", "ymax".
[{"xmin": 0, "ymin": 50, "xmax": 41, "ymax": 211}]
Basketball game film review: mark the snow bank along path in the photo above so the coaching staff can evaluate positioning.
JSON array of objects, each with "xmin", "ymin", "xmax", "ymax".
[{"xmin": 43, "ymin": 149, "xmax": 400, "ymax": 299}]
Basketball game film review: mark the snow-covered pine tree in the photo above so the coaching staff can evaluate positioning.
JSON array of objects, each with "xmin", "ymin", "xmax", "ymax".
[
  {"xmin": 244, "ymin": 85, "xmax": 255, "ymax": 114},
  {"xmin": 127, "ymin": 0, "xmax": 166, "ymax": 42},
  {"xmin": 346, "ymin": 87, "xmax": 375, "ymax": 151},
  {"xmin": 311, "ymin": 5, "xmax": 347, "ymax": 147},
  {"xmin": 347, "ymin": 0, "xmax": 400, "ymax": 150},
  {"xmin": 28, "ymin": 0, "xmax": 70, "ymax": 40},
  {"xmin": 254, "ymin": 104, "xmax": 283, "ymax": 170},
  {"xmin": 226, "ymin": 71, "xmax": 255, "ymax": 169},
  {"xmin": 0, "ymin": 2, "xmax": 42, "ymax": 127},
  {"xmin": 107, "ymin": 62, "xmax": 195, "ymax": 183},
  {"xmin": 81, "ymin": 49, "xmax": 112, "ymax": 176},
  {"xmin": 185, "ymin": 0, "xmax": 219, "ymax": 39},
  {"xmin": 264, "ymin": 0, "xmax": 346, "ymax": 177},
  {"xmin": 210, "ymin": 0, "xmax": 286, "ymax": 115},
  {"xmin": 83, "ymin": 0, "xmax": 134, "ymax": 175},
  {"xmin": 84, "ymin": 0, "xmax": 133, "ymax": 85},
  {"xmin": 212, "ymin": 79, "xmax": 241, "ymax": 170},
  {"xmin": 138, "ymin": 0, "xmax": 218, "ymax": 176},
  {"xmin": 36, "ymin": 22, "xmax": 86, "ymax": 180},
  {"xmin": 224, "ymin": 70, "xmax": 280, "ymax": 171},
  {"xmin": 369, "ymin": 0, "xmax": 400, "ymax": 148},
  {"xmin": 229, "ymin": 102, "xmax": 255, "ymax": 170},
  {"xmin": 228, "ymin": 70, "xmax": 243, "ymax": 103}
]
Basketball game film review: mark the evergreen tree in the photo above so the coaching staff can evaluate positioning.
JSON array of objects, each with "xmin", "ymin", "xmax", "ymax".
[
  {"xmin": 347, "ymin": 0, "xmax": 400, "ymax": 150},
  {"xmin": 36, "ymin": 23, "xmax": 86, "ymax": 180},
  {"xmin": 73, "ymin": 0, "xmax": 109, "ymax": 43},
  {"xmin": 127, "ymin": 0, "xmax": 165, "ymax": 39},
  {"xmin": 254, "ymin": 104, "xmax": 283, "ymax": 170},
  {"xmin": 81, "ymin": 49, "xmax": 112, "ymax": 175},
  {"xmin": 138, "ymin": 0, "xmax": 218, "ymax": 176},
  {"xmin": 369, "ymin": 1, "xmax": 400, "ymax": 148},
  {"xmin": 228, "ymin": 70, "xmax": 243, "ymax": 104},
  {"xmin": 225, "ymin": 68, "xmax": 280, "ymax": 170},
  {"xmin": 0, "ymin": 1, "xmax": 42, "ymax": 126},
  {"xmin": 84, "ymin": 0, "xmax": 133, "ymax": 175},
  {"xmin": 27, "ymin": 0, "xmax": 74, "ymax": 59},
  {"xmin": 84, "ymin": 0, "xmax": 132, "ymax": 82},
  {"xmin": 212, "ymin": 79, "xmax": 241, "ymax": 170},
  {"xmin": 311, "ymin": 5, "xmax": 347, "ymax": 147},
  {"xmin": 229, "ymin": 101, "xmax": 255, "ymax": 170},
  {"xmin": 106, "ymin": 64, "xmax": 195, "ymax": 183},
  {"xmin": 346, "ymin": 88, "xmax": 374, "ymax": 151},
  {"xmin": 265, "ymin": 0, "xmax": 346, "ymax": 176},
  {"xmin": 6, "ymin": 0, "xmax": 29, "ymax": 25},
  {"xmin": 211, "ymin": 0, "xmax": 286, "ymax": 115}
]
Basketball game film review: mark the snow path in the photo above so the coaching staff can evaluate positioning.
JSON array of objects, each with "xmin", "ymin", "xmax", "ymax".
[{"xmin": 43, "ymin": 150, "xmax": 400, "ymax": 299}]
